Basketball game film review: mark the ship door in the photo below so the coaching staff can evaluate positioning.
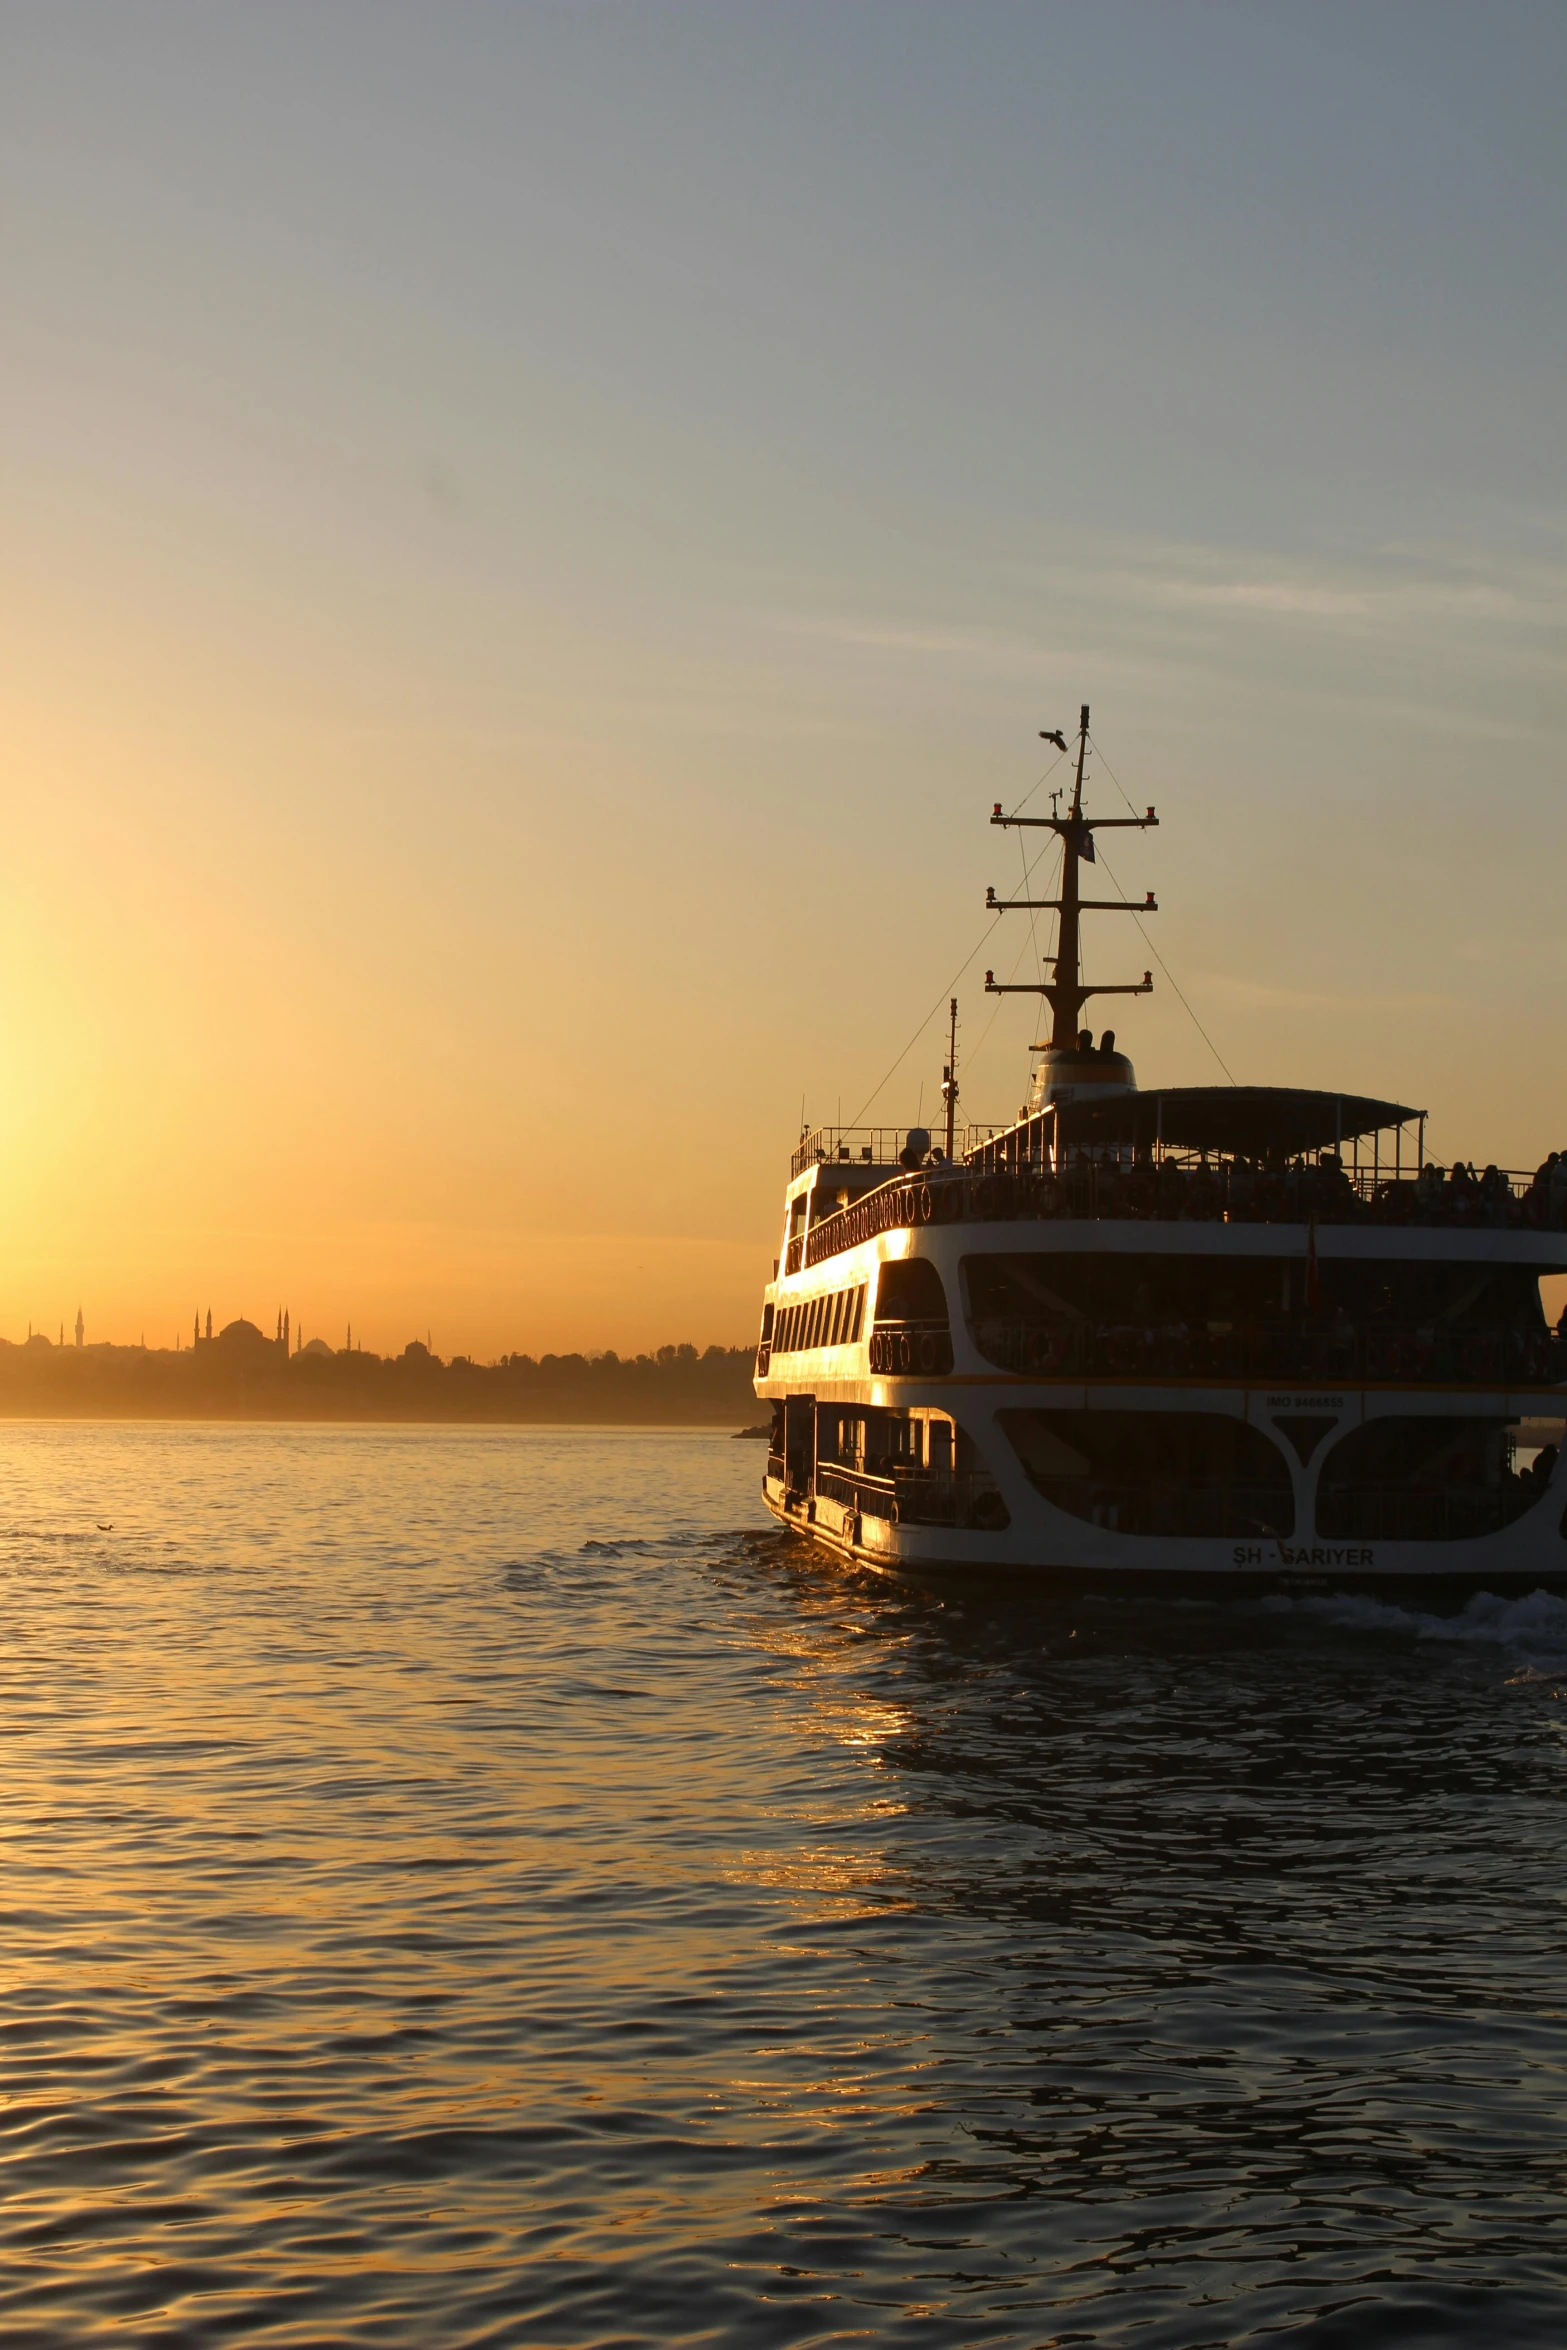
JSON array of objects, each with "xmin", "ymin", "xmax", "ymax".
[{"xmin": 785, "ymin": 1393, "xmax": 815, "ymax": 1494}]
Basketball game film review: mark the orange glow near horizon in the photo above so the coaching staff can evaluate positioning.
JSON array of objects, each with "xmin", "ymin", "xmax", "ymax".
[{"xmin": 3, "ymin": 14, "xmax": 1563, "ymax": 1359}]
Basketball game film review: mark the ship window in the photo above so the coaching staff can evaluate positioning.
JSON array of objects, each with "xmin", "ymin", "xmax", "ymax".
[
  {"xmin": 1316, "ymin": 1416, "xmax": 1541, "ymax": 1542},
  {"xmin": 760, "ymin": 1302, "xmax": 774, "ymax": 1343},
  {"xmin": 828, "ymin": 1291, "xmax": 844, "ymax": 1347},
  {"xmin": 875, "ymin": 1259, "xmax": 949, "ymax": 1327},
  {"xmin": 999, "ymin": 1409, "xmax": 1294, "ymax": 1538},
  {"xmin": 851, "ymin": 1285, "xmax": 866, "ymax": 1342},
  {"xmin": 823, "ymin": 1409, "xmax": 1007, "ymax": 1528},
  {"xmin": 966, "ymin": 1253, "xmax": 1552, "ymax": 1339},
  {"xmin": 965, "ymin": 1253, "xmax": 1556, "ymax": 1379}
]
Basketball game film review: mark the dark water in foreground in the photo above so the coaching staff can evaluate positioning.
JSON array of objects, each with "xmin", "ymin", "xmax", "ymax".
[{"xmin": 2, "ymin": 1426, "xmax": 1567, "ymax": 2346}]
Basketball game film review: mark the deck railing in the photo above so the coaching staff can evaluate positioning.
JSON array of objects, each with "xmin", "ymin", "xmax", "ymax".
[
  {"xmin": 792, "ymin": 1162, "xmax": 1565, "ymax": 1272},
  {"xmin": 972, "ymin": 1318, "xmax": 1566, "ymax": 1389},
  {"xmin": 1315, "ymin": 1485, "xmax": 1545, "ymax": 1542},
  {"xmin": 865, "ymin": 1319, "xmax": 954, "ymax": 1376},
  {"xmin": 814, "ymin": 1460, "xmax": 1009, "ymax": 1530},
  {"xmin": 791, "ymin": 1124, "xmax": 995, "ymax": 1179},
  {"xmin": 1018, "ymin": 1477, "xmax": 1294, "ymax": 1540}
]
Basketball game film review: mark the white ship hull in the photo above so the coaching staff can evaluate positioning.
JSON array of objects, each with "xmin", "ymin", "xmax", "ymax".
[{"xmin": 755, "ymin": 1212, "xmax": 1567, "ymax": 1596}]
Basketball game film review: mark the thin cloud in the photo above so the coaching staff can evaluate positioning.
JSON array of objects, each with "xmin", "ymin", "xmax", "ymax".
[{"xmin": 752, "ymin": 531, "xmax": 1564, "ymax": 682}]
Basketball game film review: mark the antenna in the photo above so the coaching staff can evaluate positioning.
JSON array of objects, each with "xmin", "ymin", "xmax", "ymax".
[
  {"xmin": 985, "ymin": 703, "xmax": 1159, "ymax": 1045},
  {"xmin": 941, "ymin": 997, "xmax": 959, "ymax": 1158}
]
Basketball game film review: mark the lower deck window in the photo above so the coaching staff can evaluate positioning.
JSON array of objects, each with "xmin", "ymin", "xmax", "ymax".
[
  {"xmin": 816, "ymin": 1408, "xmax": 1008, "ymax": 1531},
  {"xmin": 1315, "ymin": 1416, "xmax": 1548, "ymax": 1541},
  {"xmin": 999, "ymin": 1408, "xmax": 1294, "ymax": 1538}
]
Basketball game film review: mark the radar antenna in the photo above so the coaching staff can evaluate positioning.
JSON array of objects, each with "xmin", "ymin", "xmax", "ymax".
[{"xmin": 983, "ymin": 704, "xmax": 1158, "ymax": 1046}]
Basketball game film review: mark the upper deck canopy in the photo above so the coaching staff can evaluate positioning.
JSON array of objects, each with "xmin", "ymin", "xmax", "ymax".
[{"xmin": 1054, "ymin": 1085, "xmax": 1420, "ymax": 1159}]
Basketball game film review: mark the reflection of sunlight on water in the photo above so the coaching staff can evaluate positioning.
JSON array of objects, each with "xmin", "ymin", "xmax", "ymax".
[{"xmin": 6, "ymin": 1433, "xmax": 1567, "ymax": 2347}]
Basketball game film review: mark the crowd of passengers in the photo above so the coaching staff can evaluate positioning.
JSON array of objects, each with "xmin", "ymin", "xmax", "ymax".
[
  {"xmin": 953, "ymin": 1147, "xmax": 1567, "ymax": 1228},
  {"xmin": 973, "ymin": 1310, "xmax": 1566, "ymax": 1385}
]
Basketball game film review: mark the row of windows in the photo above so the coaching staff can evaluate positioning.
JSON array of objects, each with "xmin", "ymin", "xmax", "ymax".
[
  {"xmin": 774, "ymin": 1283, "xmax": 867, "ymax": 1356},
  {"xmin": 773, "ymin": 1402, "xmax": 1558, "ymax": 1545},
  {"xmin": 999, "ymin": 1409, "xmax": 1550, "ymax": 1541}
]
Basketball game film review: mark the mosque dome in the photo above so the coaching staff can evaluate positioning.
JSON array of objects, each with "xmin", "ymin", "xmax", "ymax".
[
  {"xmin": 299, "ymin": 1337, "xmax": 334, "ymax": 1358},
  {"xmin": 215, "ymin": 1318, "xmax": 270, "ymax": 1350}
]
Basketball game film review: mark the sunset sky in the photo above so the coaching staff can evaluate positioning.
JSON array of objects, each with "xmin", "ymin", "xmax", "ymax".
[{"xmin": 3, "ymin": 3, "xmax": 1564, "ymax": 1357}]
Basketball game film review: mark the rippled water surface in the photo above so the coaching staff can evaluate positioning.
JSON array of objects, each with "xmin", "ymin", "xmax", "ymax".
[{"xmin": 3, "ymin": 1422, "xmax": 1567, "ymax": 2345}]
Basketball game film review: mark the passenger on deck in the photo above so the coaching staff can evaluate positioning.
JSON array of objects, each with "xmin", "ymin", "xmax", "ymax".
[
  {"xmin": 1479, "ymin": 1164, "xmax": 1510, "ymax": 1226},
  {"xmin": 1550, "ymin": 1152, "xmax": 1567, "ymax": 1228},
  {"xmin": 1445, "ymin": 1162, "xmax": 1476, "ymax": 1221},
  {"xmin": 1521, "ymin": 1152, "xmax": 1558, "ymax": 1229},
  {"xmin": 1520, "ymin": 1443, "xmax": 1558, "ymax": 1499}
]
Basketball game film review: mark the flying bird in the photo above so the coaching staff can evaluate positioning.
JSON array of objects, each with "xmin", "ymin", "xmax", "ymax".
[
  {"xmin": 97, "ymin": 1522, "xmax": 113, "ymax": 1531},
  {"xmin": 1040, "ymin": 729, "xmax": 1068, "ymax": 752}
]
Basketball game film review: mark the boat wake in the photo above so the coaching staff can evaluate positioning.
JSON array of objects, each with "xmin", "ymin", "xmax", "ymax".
[{"xmin": 1264, "ymin": 1582, "xmax": 1567, "ymax": 1673}]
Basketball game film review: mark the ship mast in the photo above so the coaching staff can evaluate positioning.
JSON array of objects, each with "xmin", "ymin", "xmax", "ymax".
[
  {"xmin": 985, "ymin": 703, "xmax": 1159, "ymax": 1045},
  {"xmin": 940, "ymin": 996, "xmax": 959, "ymax": 1158}
]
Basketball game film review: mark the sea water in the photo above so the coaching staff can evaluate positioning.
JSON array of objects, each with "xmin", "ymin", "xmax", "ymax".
[{"xmin": 1, "ymin": 1420, "xmax": 1565, "ymax": 2346}]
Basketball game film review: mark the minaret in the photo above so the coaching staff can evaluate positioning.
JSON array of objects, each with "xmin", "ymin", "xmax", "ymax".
[
  {"xmin": 74, "ymin": 1306, "xmax": 84, "ymax": 1349},
  {"xmin": 193, "ymin": 1310, "xmax": 200, "ymax": 1346},
  {"xmin": 206, "ymin": 1308, "xmax": 212, "ymax": 1341},
  {"xmin": 283, "ymin": 1308, "xmax": 290, "ymax": 1354}
]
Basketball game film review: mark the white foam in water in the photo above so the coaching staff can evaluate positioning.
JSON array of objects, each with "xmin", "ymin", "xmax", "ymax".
[{"xmin": 1265, "ymin": 1585, "xmax": 1567, "ymax": 1674}]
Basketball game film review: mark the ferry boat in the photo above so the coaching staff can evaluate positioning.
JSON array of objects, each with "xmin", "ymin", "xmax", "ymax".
[{"xmin": 755, "ymin": 706, "xmax": 1567, "ymax": 1594}]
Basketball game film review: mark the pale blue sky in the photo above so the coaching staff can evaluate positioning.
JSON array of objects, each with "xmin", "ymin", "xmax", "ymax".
[{"xmin": 3, "ymin": 4, "xmax": 1564, "ymax": 1347}]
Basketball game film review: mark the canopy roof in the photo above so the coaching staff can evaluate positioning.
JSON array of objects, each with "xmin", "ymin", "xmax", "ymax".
[{"xmin": 1054, "ymin": 1085, "xmax": 1421, "ymax": 1159}]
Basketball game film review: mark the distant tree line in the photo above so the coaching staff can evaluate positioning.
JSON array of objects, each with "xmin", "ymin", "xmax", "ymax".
[{"xmin": 0, "ymin": 1332, "xmax": 761, "ymax": 1426}]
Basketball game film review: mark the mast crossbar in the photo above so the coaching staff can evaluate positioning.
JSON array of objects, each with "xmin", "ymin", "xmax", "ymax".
[
  {"xmin": 985, "ymin": 974, "xmax": 1153, "ymax": 1000},
  {"xmin": 991, "ymin": 812, "xmax": 1157, "ymax": 831},
  {"xmin": 987, "ymin": 892, "xmax": 1157, "ymax": 913}
]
